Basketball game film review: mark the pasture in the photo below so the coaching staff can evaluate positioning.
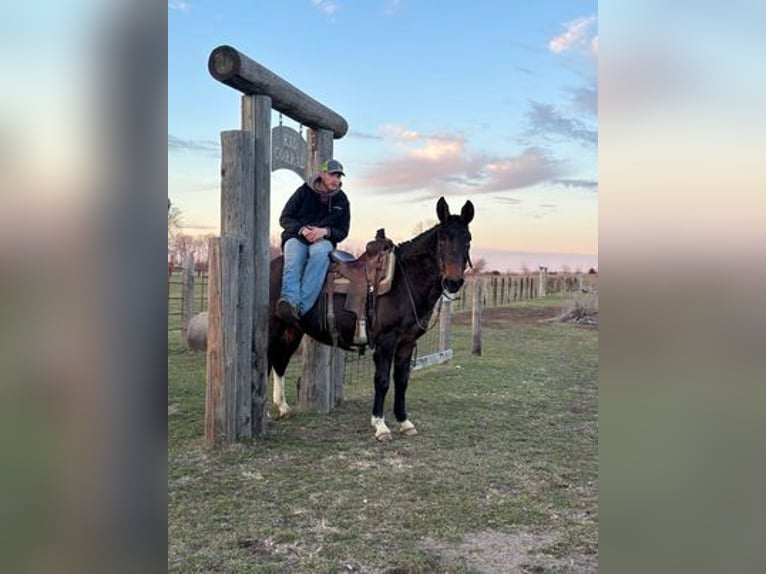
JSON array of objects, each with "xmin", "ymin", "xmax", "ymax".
[{"xmin": 168, "ymin": 295, "xmax": 598, "ymax": 573}]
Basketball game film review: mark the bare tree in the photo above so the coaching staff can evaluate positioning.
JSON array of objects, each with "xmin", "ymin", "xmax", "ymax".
[
  {"xmin": 191, "ymin": 235, "xmax": 210, "ymax": 263},
  {"xmin": 412, "ymin": 218, "xmax": 437, "ymax": 236},
  {"xmin": 467, "ymin": 257, "xmax": 487, "ymax": 275},
  {"xmin": 172, "ymin": 234, "xmax": 194, "ymax": 267},
  {"xmin": 168, "ymin": 203, "xmax": 183, "ymax": 245}
]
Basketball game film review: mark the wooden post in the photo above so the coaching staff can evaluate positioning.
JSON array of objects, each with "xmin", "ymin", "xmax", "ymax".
[
  {"xmin": 205, "ymin": 239, "xmax": 224, "ymax": 446},
  {"xmin": 180, "ymin": 254, "xmax": 195, "ymax": 344},
  {"xmin": 472, "ymin": 278, "xmax": 483, "ymax": 356},
  {"xmin": 500, "ymin": 277, "xmax": 505, "ymax": 305},
  {"xmin": 299, "ymin": 128, "xmax": 345, "ymax": 413},
  {"xmin": 242, "ymin": 94, "xmax": 272, "ymax": 435},
  {"xmin": 439, "ymin": 297, "xmax": 451, "ymax": 353},
  {"xmin": 205, "ymin": 127, "xmax": 258, "ymax": 444}
]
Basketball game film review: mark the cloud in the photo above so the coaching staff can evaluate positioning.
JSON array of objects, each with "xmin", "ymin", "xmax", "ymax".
[
  {"xmin": 168, "ymin": 134, "xmax": 219, "ymax": 153},
  {"xmin": 168, "ymin": 0, "xmax": 190, "ymax": 12},
  {"xmin": 348, "ymin": 130, "xmax": 383, "ymax": 140},
  {"xmin": 359, "ymin": 126, "xmax": 563, "ymax": 198},
  {"xmin": 360, "ymin": 133, "xmax": 468, "ymax": 191},
  {"xmin": 493, "ymin": 196, "xmax": 522, "ymax": 205},
  {"xmin": 311, "ymin": 0, "xmax": 340, "ymax": 18},
  {"xmin": 554, "ymin": 179, "xmax": 598, "ymax": 191},
  {"xmin": 548, "ymin": 15, "xmax": 597, "ymax": 55},
  {"xmin": 478, "ymin": 148, "xmax": 562, "ymax": 192},
  {"xmin": 380, "ymin": 124, "xmax": 421, "ymax": 141},
  {"xmin": 525, "ymin": 101, "xmax": 597, "ymax": 146},
  {"xmin": 531, "ymin": 203, "xmax": 558, "ymax": 219},
  {"xmin": 571, "ymin": 85, "xmax": 598, "ymax": 116}
]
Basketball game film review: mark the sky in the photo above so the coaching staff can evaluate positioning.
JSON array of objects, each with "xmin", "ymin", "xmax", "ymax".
[{"xmin": 168, "ymin": 0, "xmax": 598, "ymax": 272}]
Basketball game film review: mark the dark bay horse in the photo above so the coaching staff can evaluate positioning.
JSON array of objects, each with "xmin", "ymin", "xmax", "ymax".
[{"xmin": 268, "ymin": 196, "xmax": 474, "ymax": 441}]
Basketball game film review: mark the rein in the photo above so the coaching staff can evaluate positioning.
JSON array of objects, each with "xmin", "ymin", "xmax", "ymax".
[{"xmin": 396, "ymin": 255, "xmax": 445, "ymax": 334}]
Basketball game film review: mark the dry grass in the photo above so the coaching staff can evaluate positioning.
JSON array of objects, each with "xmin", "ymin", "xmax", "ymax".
[{"xmin": 168, "ymin": 297, "xmax": 598, "ymax": 573}]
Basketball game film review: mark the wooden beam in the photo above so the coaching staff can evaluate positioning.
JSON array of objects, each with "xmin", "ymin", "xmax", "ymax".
[{"xmin": 209, "ymin": 45, "xmax": 348, "ymax": 139}]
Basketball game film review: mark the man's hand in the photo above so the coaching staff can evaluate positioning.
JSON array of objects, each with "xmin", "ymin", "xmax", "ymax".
[{"xmin": 301, "ymin": 225, "xmax": 330, "ymax": 243}]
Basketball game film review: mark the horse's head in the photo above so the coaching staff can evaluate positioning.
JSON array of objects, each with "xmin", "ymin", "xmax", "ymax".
[{"xmin": 435, "ymin": 196, "xmax": 474, "ymax": 293}]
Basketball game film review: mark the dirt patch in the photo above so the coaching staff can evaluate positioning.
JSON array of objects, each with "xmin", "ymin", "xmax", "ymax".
[
  {"xmin": 452, "ymin": 305, "xmax": 598, "ymax": 330},
  {"xmin": 423, "ymin": 530, "xmax": 597, "ymax": 573}
]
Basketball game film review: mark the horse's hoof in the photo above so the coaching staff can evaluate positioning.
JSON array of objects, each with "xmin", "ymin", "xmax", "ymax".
[
  {"xmin": 397, "ymin": 420, "xmax": 418, "ymax": 436},
  {"xmin": 371, "ymin": 416, "xmax": 391, "ymax": 442},
  {"xmin": 275, "ymin": 404, "xmax": 293, "ymax": 419},
  {"xmin": 376, "ymin": 432, "xmax": 392, "ymax": 443}
]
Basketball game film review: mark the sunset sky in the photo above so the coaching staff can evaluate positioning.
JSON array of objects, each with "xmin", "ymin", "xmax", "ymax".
[{"xmin": 169, "ymin": 1, "xmax": 598, "ymax": 272}]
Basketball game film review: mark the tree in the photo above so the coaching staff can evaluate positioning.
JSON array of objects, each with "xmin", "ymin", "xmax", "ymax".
[
  {"xmin": 411, "ymin": 218, "xmax": 437, "ymax": 236},
  {"xmin": 171, "ymin": 234, "xmax": 194, "ymax": 267},
  {"xmin": 467, "ymin": 257, "xmax": 487, "ymax": 275},
  {"xmin": 168, "ymin": 202, "xmax": 183, "ymax": 245},
  {"xmin": 191, "ymin": 234, "xmax": 215, "ymax": 275}
]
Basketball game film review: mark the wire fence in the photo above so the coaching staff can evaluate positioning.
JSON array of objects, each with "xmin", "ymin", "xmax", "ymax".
[
  {"xmin": 168, "ymin": 270, "xmax": 208, "ymax": 332},
  {"xmin": 168, "ymin": 268, "xmax": 595, "ymax": 387}
]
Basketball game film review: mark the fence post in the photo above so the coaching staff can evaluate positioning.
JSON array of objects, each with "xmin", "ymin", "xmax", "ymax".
[
  {"xmin": 538, "ymin": 266, "xmax": 547, "ymax": 297},
  {"xmin": 472, "ymin": 278, "xmax": 483, "ymax": 356},
  {"xmin": 180, "ymin": 254, "xmax": 195, "ymax": 344},
  {"xmin": 439, "ymin": 296, "xmax": 452, "ymax": 353},
  {"xmin": 205, "ymin": 239, "xmax": 224, "ymax": 446}
]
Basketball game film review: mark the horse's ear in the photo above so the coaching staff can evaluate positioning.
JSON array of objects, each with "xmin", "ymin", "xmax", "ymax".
[
  {"xmin": 461, "ymin": 200, "xmax": 474, "ymax": 224},
  {"xmin": 436, "ymin": 197, "xmax": 450, "ymax": 223}
]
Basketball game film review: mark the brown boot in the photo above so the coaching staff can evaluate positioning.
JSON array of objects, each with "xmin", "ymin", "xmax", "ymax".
[{"xmin": 276, "ymin": 299, "xmax": 301, "ymax": 325}]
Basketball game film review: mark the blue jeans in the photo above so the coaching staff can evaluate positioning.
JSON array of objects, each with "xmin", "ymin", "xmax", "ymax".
[{"xmin": 280, "ymin": 238, "xmax": 333, "ymax": 315}]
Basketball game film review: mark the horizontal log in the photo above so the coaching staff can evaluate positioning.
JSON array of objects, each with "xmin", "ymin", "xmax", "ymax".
[
  {"xmin": 208, "ymin": 45, "xmax": 348, "ymax": 139},
  {"xmin": 412, "ymin": 349, "xmax": 453, "ymax": 371}
]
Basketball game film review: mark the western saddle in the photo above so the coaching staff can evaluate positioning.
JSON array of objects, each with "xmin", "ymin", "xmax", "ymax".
[{"xmin": 323, "ymin": 228, "xmax": 396, "ymax": 347}]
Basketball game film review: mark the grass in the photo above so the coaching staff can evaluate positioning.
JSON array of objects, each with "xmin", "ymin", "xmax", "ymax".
[{"xmin": 168, "ymin": 295, "xmax": 598, "ymax": 573}]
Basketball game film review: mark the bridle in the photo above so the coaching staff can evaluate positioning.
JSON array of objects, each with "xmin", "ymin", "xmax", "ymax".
[
  {"xmin": 397, "ymin": 224, "xmax": 472, "ymax": 325},
  {"xmin": 436, "ymin": 224, "xmax": 472, "ymax": 299}
]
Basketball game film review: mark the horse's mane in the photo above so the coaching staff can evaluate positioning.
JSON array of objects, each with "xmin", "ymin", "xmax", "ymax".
[{"xmin": 395, "ymin": 224, "xmax": 440, "ymax": 260}]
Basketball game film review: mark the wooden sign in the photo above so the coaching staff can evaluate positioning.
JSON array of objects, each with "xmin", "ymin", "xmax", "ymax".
[{"xmin": 272, "ymin": 125, "xmax": 307, "ymax": 178}]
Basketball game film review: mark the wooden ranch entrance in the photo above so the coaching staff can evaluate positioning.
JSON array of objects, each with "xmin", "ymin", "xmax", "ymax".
[{"xmin": 204, "ymin": 45, "xmax": 348, "ymax": 445}]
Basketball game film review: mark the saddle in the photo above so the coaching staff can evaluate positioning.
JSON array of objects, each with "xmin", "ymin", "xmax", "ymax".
[{"xmin": 322, "ymin": 228, "xmax": 395, "ymax": 347}]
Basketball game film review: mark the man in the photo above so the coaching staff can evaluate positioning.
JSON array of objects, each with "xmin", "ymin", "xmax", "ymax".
[{"xmin": 276, "ymin": 159, "xmax": 350, "ymax": 324}]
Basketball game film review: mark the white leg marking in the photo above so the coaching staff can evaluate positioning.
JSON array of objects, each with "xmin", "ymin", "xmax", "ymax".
[
  {"xmin": 272, "ymin": 371, "xmax": 292, "ymax": 417},
  {"xmin": 397, "ymin": 419, "xmax": 418, "ymax": 436},
  {"xmin": 370, "ymin": 416, "xmax": 392, "ymax": 442}
]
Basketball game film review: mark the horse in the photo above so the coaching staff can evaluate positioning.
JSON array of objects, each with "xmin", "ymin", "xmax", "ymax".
[{"xmin": 268, "ymin": 196, "xmax": 474, "ymax": 441}]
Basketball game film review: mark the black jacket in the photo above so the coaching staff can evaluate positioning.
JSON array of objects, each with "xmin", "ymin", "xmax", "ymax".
[{"xmin": 279, "ymin": 181, "xmax": 350, "ymax": 248}]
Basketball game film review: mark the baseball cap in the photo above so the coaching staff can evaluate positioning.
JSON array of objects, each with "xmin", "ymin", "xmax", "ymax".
[{"xmin": 321, "ymin": 159, "xmax": 345, "ymax": 175}]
